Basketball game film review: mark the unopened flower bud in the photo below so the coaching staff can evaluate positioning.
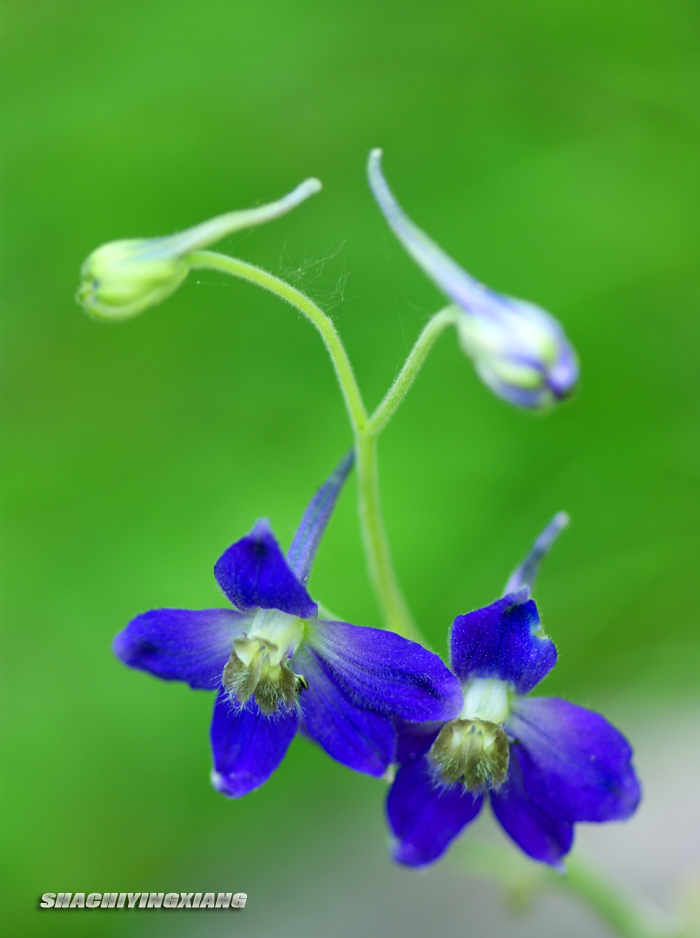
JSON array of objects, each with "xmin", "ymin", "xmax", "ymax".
[
  {"xmin": 77, "ymin": 177, "xmax": 322, "ymax": 321},
  {"xmin": 77, "ymin": 240, "xmax": 189, "ymax": 321},
  {"xmin": 367, "ymin": 149, "xmax": 578, "ymax": 409}
]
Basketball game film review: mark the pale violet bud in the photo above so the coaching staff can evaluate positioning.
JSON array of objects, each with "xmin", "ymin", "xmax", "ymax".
[
  {"xmin": 367, "ymin": 149, "xmax": 578, "ymax": 409},
  {"xmin": 77, "ymin": 177, "xmax": 322, "ymax": 321}
]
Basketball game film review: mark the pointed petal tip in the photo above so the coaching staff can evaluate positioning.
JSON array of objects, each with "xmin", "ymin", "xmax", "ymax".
[
  {"xmin": 210, "ymin": 770, "xmax": 238, "ymax": 798},
  {"xmin": 210, "ymin": 768, "xmax": 265, "ymax": 799},
  {"xmin": 249, "ymin": 517, "xmax": 273, "ymax": 540}
]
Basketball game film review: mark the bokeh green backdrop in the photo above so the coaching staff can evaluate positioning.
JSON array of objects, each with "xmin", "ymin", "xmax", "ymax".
[{"xmin": 3, "ymin": 0, "xmax": 700, "ymax": 935}]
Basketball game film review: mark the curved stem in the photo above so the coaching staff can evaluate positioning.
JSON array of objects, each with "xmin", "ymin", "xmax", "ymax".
[
  {"xmin": 368, "ymin": 306, "xmax": 460, "ymax": 434},
  {"xmin": 187, "ymin": 251, "xmax": 367, "ymax": 431},
  {"xmin": 186, "ymin": 250, "xmax": 420, "ymax": 640}
]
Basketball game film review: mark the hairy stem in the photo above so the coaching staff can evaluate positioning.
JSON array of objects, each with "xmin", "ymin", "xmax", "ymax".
[
  {"xmin": 368, "ymin": 305, "xmax": 460, "ymax": 434},
  {"xmin": 187, "ymin": 251, "xmax": 367, "ymax": 431},
  {"xmin": 186, "ymin": 250, "xmax": 419, "ymax": 640}
]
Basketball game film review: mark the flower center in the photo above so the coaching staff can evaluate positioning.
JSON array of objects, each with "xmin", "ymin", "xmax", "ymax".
[
  {"xmin": 428, "ymin": 678, "xmax": 511, "ymax": 790},
  {"xmin": 222, "ymin": 609, "xmax": 306, "ymax": 714}
]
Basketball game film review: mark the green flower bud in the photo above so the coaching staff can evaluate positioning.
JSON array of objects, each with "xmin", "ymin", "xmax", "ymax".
[
  {"xmin": 77, "ymin": 240, "xmax": 189, "ymax": 321},
  {"xmin": 77, "ymin": 177, "xmax": 322, "ymax": 321}
]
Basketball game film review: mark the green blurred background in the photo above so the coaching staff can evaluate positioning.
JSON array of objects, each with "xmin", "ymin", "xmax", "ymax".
[{"xmin": 3, "ymin": 0, "xmax": 700, "ymax": 935}]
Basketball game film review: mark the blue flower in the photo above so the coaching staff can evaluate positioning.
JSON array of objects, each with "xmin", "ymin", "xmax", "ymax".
[
  {"xmin": 114, "ymin": 452, "xmax": 462, "ymax": 797},
  {"xmin": 386, "ymin": 514, "xmax": 640, "ymax": 868},
  {"xmin": 367, "ymin": 150, "xmax": 578, "ymax": 409}
]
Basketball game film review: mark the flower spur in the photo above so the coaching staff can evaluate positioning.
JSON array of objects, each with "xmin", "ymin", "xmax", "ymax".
[
  {"xmin": 368, "ymin": 149, "xmax": 578, "ymax": 409},
  {"xmin": 386, "ymin": 513, "xmax": 641, "ymax": 868},
  {"xmin": 114, "ymin": 451, "xmax": 462, "ymax": 797}
]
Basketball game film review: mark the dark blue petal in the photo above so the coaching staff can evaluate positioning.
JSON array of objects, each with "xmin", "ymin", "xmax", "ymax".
[
  {"xmin": 306, "ymin": 620, "xmax": 463, "ymax": 722},
  {"xmin": 395, "ymin": 720, "xmax": 443, "ymax": 764},
  {"xmin": 286, "ymin": 450, "xmax": 354, "ymax": 585},
  {"xmin": 507, "ymin": 696, "xmax": 641, "ymax": 823},
  {"xmin": 214, "ymin": 520, "xmax": 317, "ymax": 618},
  {"xmin": 449, "ymin": 594, "xmax": 556, "ymax": 694},
  {"xmin": 113, "ymin": 608, "xmax": 247, "ymax": 689},
  {"xmin": 210, "ymin": 689, "xmax": 298, "ymax": 797},
  {"xmin": 294, "ymin": 645, "xmax": 395, "ymax": 776},
  {"xmin": 490, "ymin": 745, "xmax": 573, "ymax": 868},
  {"xmin": 387, "ymin": 755, "xmax": 483, "ymax": 867}
]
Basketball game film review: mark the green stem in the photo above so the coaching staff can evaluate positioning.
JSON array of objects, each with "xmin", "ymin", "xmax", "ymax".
[
  {"xmin": 454, "ymin": 844, "xmax": 685, "ymax": 938},
  {"xmin": 557, "ymin": 856, "xmax": 684, "ymax": 938},
  {"xmin": 187, "ymin": 251, "xmax": 367, "ymax": 432},
  {"xmin": 186, "ymin": 250, "xmax": 419, "ymax": 640},
  {"xmin": 355, "ymin": 431, "xmax": 421, "ymax": 641},
  {"xmin": 368, "ymin": 306, "xmax": 460, "ymax": 434}
]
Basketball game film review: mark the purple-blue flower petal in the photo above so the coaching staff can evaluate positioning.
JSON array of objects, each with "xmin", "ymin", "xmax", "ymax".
[
  {"xmin": 473, "ymin": 365, "xmax": 556, "ymax": 409},
  {"xmin": 214, "ymin": 520, "xmax": 317, "ymax": 618},
  {"xmin": 294, "ymin": 645, "xmax": 396, "ymax": 776},
  {"xmin": 387, "ymin": 754, "xmax": 483, "ymax": 867},
  {"xmin": 286, "ymin": 450, "xmax": 354, "ymax": 585},
  {"xmin": 306, "ymin": 619, "xmax": 463, "ymax": 722},
  {"xmin": 113, "ymin": 608, "xmax": 247, "ymax": 690},
  {"xmin": 449, "ymin": 594, "xmax": 556, "ymax": 694},
  {"xmin": 507, "ymin": 696, "xmax": 641, "ymax": 823},
  {"xmin": 394, "ymin": 720, "xmax": 443, "ymax": 764},
  {"xmin": 210, "ymin": 689, "xmax": 298, "ymax": 797},
  {"xmin": 490, "ymin": 745, "xmax": 574, "ymax": 868}
]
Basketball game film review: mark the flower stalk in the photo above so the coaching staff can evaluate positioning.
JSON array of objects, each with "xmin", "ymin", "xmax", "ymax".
[
  {"xmin": 78, "ymin": 163, "xmax": 666, "ymax": 938},
  {"xmin": 454, "ymin": 844, "xmax": 686, "ymax": 938},
  {"xmin": 187, "ymin": 251, "xmax": 367, "ymax": 433},
  {"xmin": 367, "ymin": 305, "xmax": 461, "ymax": 435},
  {"xmin": 186, "ymin": 250, "xmax": 421, "ymax": 642}
]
